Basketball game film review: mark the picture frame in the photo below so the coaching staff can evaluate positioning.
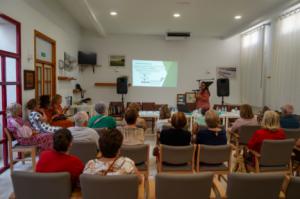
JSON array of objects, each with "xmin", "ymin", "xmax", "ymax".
[
  {"xmin": 186, "ymin": 92, "xmax": 196, "ymax": 103},
  {"xmin": 109, "ymin": 55, "xmax": 126, "ymax": 67},
  {"xmin": 24, "ymin": 70, "xmax": 35, "ymax": 90},
  {"xmin": 177, "ymin": 94, "xmax": 186, "ymax": 105}
]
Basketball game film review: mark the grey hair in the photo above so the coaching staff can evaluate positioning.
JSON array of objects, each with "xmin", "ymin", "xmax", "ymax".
[
  {"xmin": 94, "ymin": 101, "xmax": 106, "ymax": 114},
  {"xmin": 7, "ymin": 103, "xmax": 22, "ymax": 117},
  {"xmin": 73, "ymin": 111, "xmax": 89, "ymax": 126}
]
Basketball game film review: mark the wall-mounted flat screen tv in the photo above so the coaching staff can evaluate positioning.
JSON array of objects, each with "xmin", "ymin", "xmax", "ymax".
[{"xmin": 78, "ymin": 51, "xmax": 97, "ymax": 65}]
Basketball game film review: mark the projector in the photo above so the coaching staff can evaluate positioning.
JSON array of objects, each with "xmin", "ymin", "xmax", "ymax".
[{"xmin": 165, "ymin": 32, "xmax": 191, "ymax": 40}]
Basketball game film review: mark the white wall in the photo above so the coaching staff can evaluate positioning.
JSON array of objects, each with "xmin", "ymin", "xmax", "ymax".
[
  {"xmin": 79, "ymin": 33, "xmax": 241, "ymax": 107},
  {"xmin": 0, "ymin": 0, "xmax": 81, "ymax": 107}
]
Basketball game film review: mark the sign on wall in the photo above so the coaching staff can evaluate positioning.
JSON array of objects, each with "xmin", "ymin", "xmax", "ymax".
[{"xmin": 216, "ymin": 67, "xmax": 237, "ymax": 79}]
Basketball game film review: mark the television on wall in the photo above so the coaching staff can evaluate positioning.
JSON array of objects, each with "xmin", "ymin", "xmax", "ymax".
[{"xmin": 78, "ymin": 51, "xmax": 97, "ymax": 65}]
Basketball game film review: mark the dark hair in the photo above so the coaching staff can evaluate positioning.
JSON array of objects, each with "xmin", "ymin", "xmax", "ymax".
[
  {"xmin": 53, "ymin": 128, "xmax": 73, "ymax": 152},
  {"xmin": 125, "ymin": 108, "xmax": 138, "ymax": 125},
  {"xmin": 26, "ymin": 99, "xmax": 37, "ymax": 111},
  {"xmin": 171, "ymin": 112, "xmax": 187, "ymax": 129},
  {"xmin": 99, "ymin": 128, "xmax": 123, "ymax": 158},
  {"xmin": 201, "ymin": 108, "xmax": 209, "ymax": 116},
  {"xmin": 39, "ymin": 95, "xmax": 50, "ymax": 109},
  {"xmin": 200, "ymin": 82, "xmax": 211, "ymax": 96},
  {"xmin": 159, "ymin": 105, "xmax": 171, "ymax": 120}
]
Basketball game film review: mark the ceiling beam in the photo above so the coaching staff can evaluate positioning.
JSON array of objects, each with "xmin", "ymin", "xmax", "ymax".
[{"xmin": 81, "ymin": 0, "xmax": 106, "ymax": 37}]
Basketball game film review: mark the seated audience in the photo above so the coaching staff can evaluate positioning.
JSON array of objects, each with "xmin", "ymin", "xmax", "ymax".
[
  {"xmin": 50, "ymin": 94, "xmax": 74, "ymax": 128},
  {"xmin": 118, "ymin": 109, "xmax": 144, "ymax": 145},
  {"xmin": 159, "ymin": 112, "xmax": 191, "ymax": 146},
  {"xmin": 248, "ymin": 110, "xmax": 286, "ymax": 153},
  {"xmin": 39, "ymin": 95, "xmax": 52, "ymax": 122},
  {"xmin": 280, "ymin": 104, "xmax": 300, "ymax": 129},
  {"xmin": 26, "ymin": 99, "xmax": 60, "ymax": 134},
  {"xmin": 196, "ymin": 110, "xmax": 227, "ymax": 145},
  {"xmin": 156, "ymin": 105, "xmax": 171, "ymax": 132},
  {"xmin": 257, "ymin": 106, "xmax": 270, "ymax": 124},
  {"xmin": 36, "ymin": 128, "xmax": 84, "ymax": 187},
  {"xmin": 83, "ymin": 128, "xmax": 142, "ymax": 182},
  {"xmin": 231, "ymin": 104, "xmax": 258, "ymax": 133},
  {"xmin": 88, "ymin": 101, "xmax": 116, "ymax": 129},
  {"xmin": 68, "ymin": 111, "xmax": 99, "ymax": 147},
  {"xmin": 127, "ymin": 103, "xmax": 147, "ymax": 130},
  {"xmin": 7, "ymin": 103, "xmax": 53, "ymax": 151}
]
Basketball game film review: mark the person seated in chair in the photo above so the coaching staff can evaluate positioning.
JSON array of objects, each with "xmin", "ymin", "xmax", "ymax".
[
  {"xmin": 50, "ymin": 94, "xmax": 74, "ymax": 128},
  {"xmin": 230, "ymin": 104, "xmax": 258, "ymax": 133},
  {"xmin": 280, "ymin": 104, "xmax": 300, "ymax": 129},
  {"xmin": 68, "ymin": 111, "xmax": 99, "ymax": 148},
  {"xmin": 127, "ymin": 103, "xmax": 147, "ymax": 130},
  {"xmin": 39, "ymin": 95, "xmax": 53, "ymax": 123},
  {"xmin": 159, "ymin": 112, "xmax": 191, "ymax": 146},
  {"xmin": 36, "ymin": 128, "xmax": 84, "ymax": 188},
  {"xmin": 118, "ymin": 108, "xmax": 144, "ymax": 145},
  {"xmin": 196, "ymin": 110, "xmax": 227, "ymax": 146},
  {"xmin": 156, "ymin": 105, "xmax": 171, "ymax": 132},
  {"xmin": 83, "ymin": 128, "xmax": 142, "ymax": 183},
  {"xmin": 88, "ymin": 101, "xmax": 116, "ymax": 129}
]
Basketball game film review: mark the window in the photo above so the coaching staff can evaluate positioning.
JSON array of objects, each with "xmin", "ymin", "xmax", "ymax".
[
  {"xmin": 34, "ymin": 31, "xmax": 56, "ymax": 99},
  {"xmin": 0, "ymin": 14, "xmax": 21, "ymax": 173}
]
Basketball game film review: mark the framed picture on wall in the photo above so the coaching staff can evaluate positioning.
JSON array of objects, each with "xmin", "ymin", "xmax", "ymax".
[
  {"xmin": 109, "ymin": 55, "xmax": 126, "ymax": 67},
  {"xmin": 186, "ymin": 92, "xmax": 196, "ymax": 103},
  {"xmin": 24, "ymin": 70, "xmax": 35, "ymax": 90}
]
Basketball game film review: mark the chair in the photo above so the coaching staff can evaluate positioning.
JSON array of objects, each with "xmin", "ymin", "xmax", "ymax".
[
  {"xmin": 153, "ymin": 172, "xmax": 217, "ymax": 199},
  {"xmin": 284, "ymin": 128, "xmax": 300, "ymax": 141},
  {"xmin": 158, "ymin": 144, "xmax": 196, "ymax": 173},
  {"xmin": 5, "ymin": 128, "xmax": 37, "ymax": 172},
  {"xmin": 120, "ymin": 144, "xmax": 150, "ymax": 179},
  {"xmin": 69, "ymin": 142, "xmax": 98, "ymax": 164},
  {"xmin": 215, "ymin": 173, "xmax": 285, "ymax": 199},
  {"xmin": 246, "ymin": 139, "xmax": 295, "ymax": 173},
  {"xmin": 80, "ymin": 174, "xmax": 143, "ymax": 199},
  {"xmin": 197, "ymin": 144, "xmax": 232, "ymax": 176},
  {"xmin": 284, "ymin": 176, "xmax": 300, "ymax": 199},
  {"xmin": 11, "ymin": 171, "xmax": 72, "ymax": 199}
]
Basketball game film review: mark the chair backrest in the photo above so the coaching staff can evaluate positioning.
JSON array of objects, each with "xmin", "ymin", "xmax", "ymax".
[
  {"xmin": 69, "ymin": 142, "xmax": 98, "ymax": 164},
  {"xmin": 285, "ymin": 176, "xmax": 300, "ymax": 199},
  {"xmin": 198, "ymin": 144, "xmax": 231, "ymax": 164},
  {"xmin": 156, "ymin": 172, "xmax": 213, "ymax": 199},
  {"xmin": 238, "ymin": 125, "xmax": 261, "ymax": 145},
  {"xmin": 120, "ymin": 144, "xmax": 149, "ymax": 165},
  {"xmin": 11, "ymin": 171, "xmax": 71, "ymax": 199},
  {"xmin": 80, "ymin": 174, "xmax": 139, "ymax": 199},
  {"xmin": 160, "ymin": 144, "xmax": 195, "ymax": 165},
  {"xmin": 260, "ymin": 139, "xmax": 295, "ymax": 166},
  {"xmin": 284, "ymin": 128, "xmax": 300, "ymax": 141},
  {"xmin": 227, "ymin": 173, "xmax": 285, "ymax": 199}
]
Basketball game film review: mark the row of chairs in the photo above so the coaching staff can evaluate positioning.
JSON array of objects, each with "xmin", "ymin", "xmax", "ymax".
[{"xmin": 10, "ymin": 171, "xmax": 300, "ymax": 199}]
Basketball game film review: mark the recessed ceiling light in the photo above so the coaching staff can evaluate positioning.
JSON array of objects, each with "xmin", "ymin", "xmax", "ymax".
[
  {"xmin": 110, "ymin": 11, "xmax": 118, "ymax": 16},
  {"xmin": 234, "ymin": 15, "xmax": 242, "ymax": 20},
  {"xmin": 173, "ymin": 13, "xmax": 181, "ymax": 18}
]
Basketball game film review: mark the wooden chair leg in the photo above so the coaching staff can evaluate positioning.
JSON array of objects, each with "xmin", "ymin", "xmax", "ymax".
[
  {"xmin": 21, "ymin": 152, "xmax": 25, "ymax": 165},
  {"xmin": 9, "ymin": 148, "xmax": 14, "ymax": 173},
  {"xmin": 31, "ymin": 148, "xmax": 36, "ymax": 171}
]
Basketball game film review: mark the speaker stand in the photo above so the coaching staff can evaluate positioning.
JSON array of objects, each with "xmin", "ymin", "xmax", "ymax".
[
  {"xmin": 121, "ymin": 94, "xmax": 125, "ymax": 106},
  {"xmin": 221, "ymin": 96, "xmax": 225, "ymax": 106}
]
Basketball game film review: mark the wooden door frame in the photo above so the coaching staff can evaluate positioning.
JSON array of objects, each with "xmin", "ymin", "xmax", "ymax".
[{"xmin": 34, "ymin": 30, "xmax": 56, "ymax": 99}]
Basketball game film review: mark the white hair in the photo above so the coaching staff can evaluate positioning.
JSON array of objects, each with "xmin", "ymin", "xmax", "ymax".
[
  {"xmin": 73, "ymin": 111, "xmax": 89, "ymax": 126},
  {"xmin": 7, "ymin": 103, "xmax": 22, "ymax": 117},
  {"xmin": 95, "ymin": 101, "xmax": 106, "ymax": 114}
]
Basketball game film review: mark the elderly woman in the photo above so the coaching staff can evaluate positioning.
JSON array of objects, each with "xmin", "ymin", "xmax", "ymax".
[
  {"xmin": 127, "ymin": 103, "xmax": 147, "ymax": 130},
  {"xmin": 196, "ymin": 110, "xmax": 227, "ymax": 145},
  {"xmin": 248, "ymin": 111, "xmax": 286, "ymax": 153},
  {"xmin": 230, "ymin": 104, "xmax": 258, "ymax": 133},
  {"xmin": 88, "ymin": 101, "xmax": 116, "ymax": 129},
  {"xmin": 156, "ymin": 105, "xmax": 171, "ymax": 132},
  {"xmin": 26, "ymin": 99, "xmax": 60, "ymax": 134},
  {"xmin": 280, "ymin": 104, "xmax": 300, "ymax": 129},
  {"xmin": 7, "ymin": 103, "xmax": 53, "ymax": 151}
]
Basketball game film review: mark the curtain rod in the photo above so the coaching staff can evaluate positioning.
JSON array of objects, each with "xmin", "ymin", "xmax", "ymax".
[
  {"xmin": 280, "ymin": 6, "xmax": 300, "ymax": 19},
  {"xmin": 241, "ymin": 22, "xmax": 271, "ymax": 36}
]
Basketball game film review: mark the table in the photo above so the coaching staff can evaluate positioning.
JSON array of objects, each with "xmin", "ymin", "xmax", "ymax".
[{"xmin": 69, "ymin": 104, "xmax": 95, "ymax": 117}]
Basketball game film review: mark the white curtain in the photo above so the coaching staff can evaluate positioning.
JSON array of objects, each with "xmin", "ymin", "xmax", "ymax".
[
  {"xmin": 240, "ymin": 27, "xmax": 265, "ymax": 107},
  {"xmin": 270, "ymin": 11, "xmax": 300, "ymax": 113}
]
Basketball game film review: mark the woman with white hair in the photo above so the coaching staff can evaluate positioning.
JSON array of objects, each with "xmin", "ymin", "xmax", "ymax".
[
  {"xmin": 280, "ymin": 104, "xmax": 300, "ymax": 129},
  {"xmin": 7, "ymin": 103, "xmax": 53, "ymax": 151},
  {"xmin": 88, "ymin": 101, "xmax": 116, "ymax": 129}
]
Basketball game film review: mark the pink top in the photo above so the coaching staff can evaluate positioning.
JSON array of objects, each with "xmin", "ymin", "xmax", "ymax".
[
  {"xmin": 196, "ymin": 90, "xmax": 210, "ymax": 109},
  {"xmin": 231, "ymin": 117, "xmax": 258, "ymax": 133}
]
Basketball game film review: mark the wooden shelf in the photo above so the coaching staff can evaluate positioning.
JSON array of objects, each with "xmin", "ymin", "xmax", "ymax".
[
  {"xmin": 94, "ymin": 82, "xmax": 131, "ymax": 87},
  {"xmin": 58, "ymin": 76, "xmax": 76, "ymax": 81}
]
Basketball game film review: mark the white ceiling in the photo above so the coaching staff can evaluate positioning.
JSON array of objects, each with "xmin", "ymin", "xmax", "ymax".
[{"xmin": 58, "ymin": 0, "xmax": 297, "ymax": 38}]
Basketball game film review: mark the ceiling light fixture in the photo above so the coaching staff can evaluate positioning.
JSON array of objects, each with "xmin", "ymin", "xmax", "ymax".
[
  {"xmin": 173, "ymin": 13, "xmax": 181, "ymax": 18},
  {"xmin": 110, "ymin": 11, "xmax": 118, "ymax": 16},
  {"xmin": 234, "ymin": 15, "xmax": 242, "ymax": 20}
]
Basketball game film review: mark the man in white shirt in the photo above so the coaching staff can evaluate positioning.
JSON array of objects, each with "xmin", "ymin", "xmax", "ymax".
[{"xmin": 68, "ymin": 111, "xmax": 99, "ymax": 148}]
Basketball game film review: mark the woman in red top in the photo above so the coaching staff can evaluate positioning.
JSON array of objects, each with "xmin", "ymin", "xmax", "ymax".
[
  {"xmin": 50, "ymin": 94, "xmax": 73, "ymax": 128},
  {"xmin": 248, "ymin": 110, "xmax": 286, "ymax": 153},
  {"xmin": 196, "ymin": 82, "xmax": 211, "ymax": 110},
  {"xmin": 36, "ymin": 128, "xmax": 84, "ymax": 187}
]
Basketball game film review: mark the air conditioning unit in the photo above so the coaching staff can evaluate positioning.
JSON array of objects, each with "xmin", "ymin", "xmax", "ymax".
[{"xmin": 165, "ymin": 32, "xmax": 191, "ymax": 40}]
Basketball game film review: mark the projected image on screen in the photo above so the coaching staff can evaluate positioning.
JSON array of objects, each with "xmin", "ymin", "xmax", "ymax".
[{"xmin": 132, "ymin": 60, "xmax": 178, "ymax": 87}]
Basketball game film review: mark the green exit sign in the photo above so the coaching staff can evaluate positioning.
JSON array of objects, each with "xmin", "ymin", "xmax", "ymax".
[{"xmin": 41, "ymin": 52, "xmax": 46, "ymax": 57}]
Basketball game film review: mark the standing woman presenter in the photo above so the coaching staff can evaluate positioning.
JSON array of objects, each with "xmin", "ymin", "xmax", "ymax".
[{"xmin": 196, "ymin": 81, "xmax": 211, "ymax": 110}]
